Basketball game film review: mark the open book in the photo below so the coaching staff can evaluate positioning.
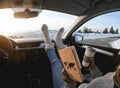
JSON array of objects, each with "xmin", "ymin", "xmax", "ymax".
[{"xmin": 58, "ymin": 45, "xmax": 83, "ymax": 83}]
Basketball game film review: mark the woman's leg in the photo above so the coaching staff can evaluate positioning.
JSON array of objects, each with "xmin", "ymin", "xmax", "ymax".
[
  {"xmin": 47, "ymin": 50, "xmax": 64, "ymax": 88},
  {"xmin": 41, "ymin": 24, "xmax": 65, "ymax": 88}
]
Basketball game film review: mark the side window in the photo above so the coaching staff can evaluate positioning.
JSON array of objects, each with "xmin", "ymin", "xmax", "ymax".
[{"xmin": 74, "ymin": 11, "xmax": 120, "ymax": 49}]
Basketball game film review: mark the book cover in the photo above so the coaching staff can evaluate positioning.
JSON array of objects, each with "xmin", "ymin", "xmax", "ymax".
[{"xmin": 58, "ymin": 45, "xmax": 83, "ymax": 83}]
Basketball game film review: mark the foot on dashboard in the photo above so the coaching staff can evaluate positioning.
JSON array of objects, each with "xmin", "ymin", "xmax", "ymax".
[
  {"xmin": 54, "ymin": 27, "xmax": 66, "ymax": 50},
  {"xmin": 41, "ymin": 24, "xmax": 54, "ymax": 51}
]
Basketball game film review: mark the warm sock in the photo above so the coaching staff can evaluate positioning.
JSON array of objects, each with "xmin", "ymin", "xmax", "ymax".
[
  {"xmin": 41, "ymin": 24, "xmax": 54, "ymax": 51},
  {"xmin": 54, "ymin": 28, "xmax": 66, "ymax": 50}
]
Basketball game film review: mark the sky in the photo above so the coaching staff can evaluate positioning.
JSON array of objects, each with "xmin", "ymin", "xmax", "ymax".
[
  {"xmin": 81, "ymin": 11, "xmax": 120, "ymax": 32},
  {"xmin": 0, "ymin": 8, "xmax": 120, "ymax": 35},
  {"xmin": 0, "ymin": 8, "xmax": 77, "ymax": 35}
]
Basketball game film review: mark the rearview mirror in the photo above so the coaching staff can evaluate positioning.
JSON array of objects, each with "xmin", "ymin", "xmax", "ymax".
[{"xmin": 14, "ymin": 9, "xmax": 39, "ymax": 18}]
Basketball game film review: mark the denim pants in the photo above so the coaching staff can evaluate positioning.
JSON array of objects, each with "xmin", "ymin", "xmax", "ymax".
[
  {"xmin": 46, "ymin": 49, "xmax": 103, "ymax": 88},
  {"xmin": 47, "ymin": 49, "xmax": 64, "ymax": 88}
]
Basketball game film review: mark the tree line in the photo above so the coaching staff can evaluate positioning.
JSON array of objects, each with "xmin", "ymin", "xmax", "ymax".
[{"xmin": 78, "ymin": 26, "xmax": 119, "ymax": 34}]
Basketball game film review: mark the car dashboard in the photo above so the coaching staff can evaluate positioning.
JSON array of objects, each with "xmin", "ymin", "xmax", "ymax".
[
  {"xmin": 0, "ymin": 37, "xmax": 54, "ymax": 88},
  {"xmin": 0, "ymin": 36, "xmax": 119, "ymax": 88}
]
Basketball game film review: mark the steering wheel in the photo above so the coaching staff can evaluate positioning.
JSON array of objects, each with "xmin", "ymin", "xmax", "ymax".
[{"xmin": 0, "ymin": 35, "xmax": 14, "ymax": 71}]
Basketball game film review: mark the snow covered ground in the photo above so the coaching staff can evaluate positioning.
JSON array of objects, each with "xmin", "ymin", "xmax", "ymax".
[
  {"xmin": 109, "ymin": 39, "xmax": 120, "ymax": 49},
  {"xmin": 75, "ymin": 33, "xmax": 120, "ymax": 49},
  {"xmin": 8, "ymin": 31, "xmax": 120, "ymax": 49},
  {"xmin": 75, "ymin": 33, "xmax": 120, "ymax": 39}
]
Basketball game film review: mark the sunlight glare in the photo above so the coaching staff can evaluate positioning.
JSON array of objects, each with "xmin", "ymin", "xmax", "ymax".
[
  {"xmin": 0, "ymin": 9, "xmax": 40, "ymax": 35},
  {"xmin": 0, "ymin": 8, "xmax": 77, "ymax": 36}
]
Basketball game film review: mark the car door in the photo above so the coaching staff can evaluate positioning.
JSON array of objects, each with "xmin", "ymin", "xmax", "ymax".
[{"xmin": 68, "ymin": 11, "xmax": 120, "ymax": 75}]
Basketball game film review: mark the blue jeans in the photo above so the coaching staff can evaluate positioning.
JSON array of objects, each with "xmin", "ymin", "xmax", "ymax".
[{"xmin": 47, "ymin": 49, "xmax": 65, "ymax": 88}]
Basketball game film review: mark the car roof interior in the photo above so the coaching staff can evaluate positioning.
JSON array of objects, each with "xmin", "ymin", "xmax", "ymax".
[{"xmin": 0, "ymin": 0, "xmax": 120, "ymax": 16}]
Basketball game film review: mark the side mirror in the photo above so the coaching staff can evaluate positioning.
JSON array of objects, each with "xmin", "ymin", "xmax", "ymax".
[{"xmin": 74, "ymin": 33, "xmax": 83, "ymax": 42}]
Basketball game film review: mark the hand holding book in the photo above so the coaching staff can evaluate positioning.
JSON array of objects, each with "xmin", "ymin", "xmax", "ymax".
[{"xmin": 58, "ymin": 45, "xmax": 83, "ymax": 83}]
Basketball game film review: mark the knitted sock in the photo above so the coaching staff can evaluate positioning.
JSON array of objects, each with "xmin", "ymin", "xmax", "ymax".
[
  {"xmin": 54, "ymin": 28, "xmax": 66, "ymax": 50},
  {"xmin": 41, "ymin": 24, "xmax": 54, "ymax": 51}
]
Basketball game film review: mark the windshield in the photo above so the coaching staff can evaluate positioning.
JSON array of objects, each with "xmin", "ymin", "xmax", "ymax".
[{"xmin": 0, "ymin": 8, "xmax": 77, "ymax": 39}]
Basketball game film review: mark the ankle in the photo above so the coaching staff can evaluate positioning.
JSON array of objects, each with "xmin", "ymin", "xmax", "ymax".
[{"xmin": 45, "ymin": 44, "xmax": 54, "ymax": 51}]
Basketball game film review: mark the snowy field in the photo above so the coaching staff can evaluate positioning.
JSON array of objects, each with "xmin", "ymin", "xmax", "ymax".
[
  {"xmin": 7, "ymin": 31, "xmax": 120, "ymax": 49},
  {"xmin": 75, "ymin": 33, "xmax": 120, "ymax": 39},
  {"xmin": 76, "ymin": 33, "xmax": 120, "ymax": 49}
]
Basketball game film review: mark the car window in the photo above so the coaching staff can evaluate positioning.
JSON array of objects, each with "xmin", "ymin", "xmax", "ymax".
[
  {"xmin": 74, "ymin": 11, "xmax": 120, "ymax": 49},
  {"xmin": 0, "ymin": 8, "xmax": 77, "ymax": 39}
]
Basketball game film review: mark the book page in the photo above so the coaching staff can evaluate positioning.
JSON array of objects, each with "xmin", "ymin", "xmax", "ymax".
[{"xmin": 58, "ymin": 46, "xmax": 83, "ymax": 83}]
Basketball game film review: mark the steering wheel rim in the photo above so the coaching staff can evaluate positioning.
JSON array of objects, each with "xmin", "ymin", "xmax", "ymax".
[
  {"xmin": 0, "ymin": 35, "xmax": 14, "ymax": 53},
  {"xmin": 0, "ymin": 35, "xmax": 14, "ymax": 71}
]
